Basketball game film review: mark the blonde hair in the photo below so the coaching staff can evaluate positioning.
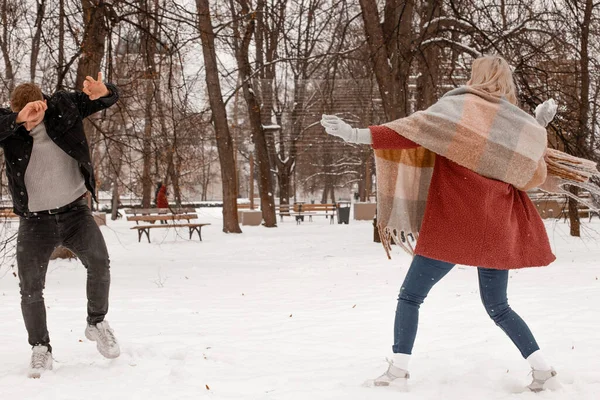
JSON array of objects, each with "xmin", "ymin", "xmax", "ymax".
[{"xmin": 467, "ymin": 55, "xmax": 517, "ymax": 105}]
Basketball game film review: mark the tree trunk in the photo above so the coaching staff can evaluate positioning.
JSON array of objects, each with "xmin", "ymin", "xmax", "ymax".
[
  {"xmin": 568, "ymin": 0, "xmax": 594, "ymax": 237},
  {"xmin": 256, "ymin": 1, "xmax": 283, "ymax": 205},
  {"xmin": 229, "ymin": 0, "xmax": 277, "ymax": 227},
  {"xmin": 196, "ymin": 0, "xmax": 241, "ymax": 233},
  {"xmin": 321, "ymin": 183, "xmax": 329, "ymax": 204},
  {"xmin": 416, "ymin": 1, "xmax": 441, "ymax": 110},
  {"xmin": 360, "ymin": 0, "xmax": 415, "ymax": 242},
  {"xmin": 0, "ymin": 0, "xmax": 15, "ymax": 93},
  {"xmin": 76, "ymin": 0, "xmax": 112, "ymax": 208},
  {"xmin": 110, "ymin": 132, "xmax": 123, "ymax": 221},
  {"xmin": 568, "ymin": 188, "xmax": 580, "ymax": 236},
  {"xmin": 365, "ymin": 154, "xmax": 372, "ymax": 202},
  {"xmin": 278, "ymin": 170, "xmax": 291, "ymax": 207},
  {"xmin": 141, "ymin": 80, "xmax": 154, "ymax": 208},
  {"xmin": 171, "ymin": 157, "xmax": 182, "ymax": 206},
  {"xmin": 75, "ymin": 0, "xmax": 110, "ymax": 88},
  {"xmin": 30, "ymin": 0, "xmax": 45, "ymax": 81},
  {"xmin": 201, "ymin": 148, "xmax": 211, "ymax": 202},
  {"xmin": 359, "ymin": 0, "xmax": 415, "ymax": 120},
  {"xmin": 111, "ymin": 181, "xmax": 120, "ymax": 221},
  {"xmin": 56, "ymin": 0, "xmax": 65, "ymax": 90},
  {"xmin": 139, "ymin": 0, "xmax": 158, "ymax": 208},
  {"xmin": 279, "ymin": 76, "xmax": 305, "ymax": 206}
]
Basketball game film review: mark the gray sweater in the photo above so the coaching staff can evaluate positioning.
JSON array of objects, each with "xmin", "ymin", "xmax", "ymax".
[{"xmin": 24, "ymin": 123, "xmax": 87, "ymax": 212}]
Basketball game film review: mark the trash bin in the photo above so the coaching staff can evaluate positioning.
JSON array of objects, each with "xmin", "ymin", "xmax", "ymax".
[{"xmin": 337, "ymin": 202, "xmax": 351, "ymax": 224}]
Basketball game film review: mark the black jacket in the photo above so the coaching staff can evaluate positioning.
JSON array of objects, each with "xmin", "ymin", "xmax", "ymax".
[{"xmin": 0, "ymin": 83, "xmax": 119, "ymax": 216}]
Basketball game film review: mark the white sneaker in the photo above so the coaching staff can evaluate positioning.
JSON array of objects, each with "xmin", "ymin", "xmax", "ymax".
[
  {"xmin": 28, "ymin": 345, "xmax": 53, "ymax": 378},
  {"xmin": 85, "ymin": 320, "xmax": 120, "ymax": 359},
  {"xmin": 373, "ymin": 358, "xmax": 410, "ymax": 388},
  {"xmin": 528, "ymin": 368, "xmax": 561, "ymax": 392}
]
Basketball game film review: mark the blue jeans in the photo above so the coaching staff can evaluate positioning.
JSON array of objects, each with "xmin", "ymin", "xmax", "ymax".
[{"xmin": 393, "ymin": 255, "xmax": 540, "ymax": 359}]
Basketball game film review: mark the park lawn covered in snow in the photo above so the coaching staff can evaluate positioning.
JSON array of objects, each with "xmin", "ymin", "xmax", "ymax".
[{"xmin": 0, "ymin": 208, "xmax": 599, "ymax": 400}]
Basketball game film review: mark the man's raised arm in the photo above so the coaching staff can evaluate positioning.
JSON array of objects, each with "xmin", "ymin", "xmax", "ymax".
[{"xmin": 66, "ymin": 72, "xmax": 119, "ymax": 119}]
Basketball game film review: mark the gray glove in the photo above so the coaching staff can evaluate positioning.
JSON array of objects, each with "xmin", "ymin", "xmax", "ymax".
[
  {"xmin": 535, "ymin": 99, "xmax": 558, "ymax": 127},
  {"xmin": 320, "ymin": 114, "xmax": 372, "ymax": 144}
]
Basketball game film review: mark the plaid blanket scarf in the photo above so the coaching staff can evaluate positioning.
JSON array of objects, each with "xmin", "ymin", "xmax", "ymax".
[{"xmin": 375, "ymin": 86, "xmax": 600, "ymax": 258}]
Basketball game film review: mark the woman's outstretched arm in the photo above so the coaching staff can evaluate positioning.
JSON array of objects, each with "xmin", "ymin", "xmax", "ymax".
[
  {"xmin": 320, "ymin": 115, "xmax": 420, "ymax": 150},
  {"xmin": 369, "ymin": 125, "xmax": 420, "ymax": 150}
]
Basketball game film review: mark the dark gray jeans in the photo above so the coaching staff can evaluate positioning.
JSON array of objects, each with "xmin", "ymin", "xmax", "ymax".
[{"xmin": 17, "ymin": 199, "xmax": 110, "ymax": 351}]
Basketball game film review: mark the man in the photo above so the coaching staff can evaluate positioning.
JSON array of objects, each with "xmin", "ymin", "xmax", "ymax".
[{"xmin": 0, "ymin": 73, "xmax": 120, "ymax": 378}]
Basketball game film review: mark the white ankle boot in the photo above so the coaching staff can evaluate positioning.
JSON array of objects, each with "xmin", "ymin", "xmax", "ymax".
[
  {"xmin": 28, "ymin": 345, "xmax": 52, "ymax": 378},
  {"xmin": 373, "ymin": 358, "xmax": 410, "ymax": 388},
  {"xmin": 528, "ymin": 368, "xmax": 561, "ymax": 392}
]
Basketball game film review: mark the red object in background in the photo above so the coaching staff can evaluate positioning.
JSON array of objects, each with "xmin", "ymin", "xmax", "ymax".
[{"xmin": 156, "ymin": 185, "xmax": 168, "ymax": 208}]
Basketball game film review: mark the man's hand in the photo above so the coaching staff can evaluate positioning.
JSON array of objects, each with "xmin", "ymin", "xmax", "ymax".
[
  {"xmin": 16, "ymin": 100, "xmax": 47, "ymax": 131},
  {"xmin": 82, "ymin": 72, "xmax": 110, "ymax": 100},
  {"xmin": 535, "ymin": 99, "xmax": 558, "ymax": 128}
]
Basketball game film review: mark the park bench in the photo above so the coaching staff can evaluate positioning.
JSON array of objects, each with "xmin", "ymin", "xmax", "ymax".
[
  {"xmin": 124, "ymin": 207, "xmax": 196, "ymax": 217},
  {"xmin": 275, "ymin": 203, "xmax": 337, "ymax": 224},
  {"xmin": 131, "ymin": 222, "xmax": 210, "ymax": 243},
  {"xmin": 555, "ymin": 205, "xmax": 600, "ymax": 222},
  {"xmin": 124, "ymin": 208, "xmax": 210, "ymax": 243},
  {"xmin": 127, "ymin": 213, "xmax": 198, "ymax": 224},
  {"xmin": 0, "ymin": 209, "xmax": 19, "ymax": 227},
  {"xmin": 559, "ymin": 207, "xmax": 600, "ymax": 222},
  {"xmin": 125, "ymin": 207, "xmax": 197, "ymax": 225},
  {"xmin": 0, "ymin": 209, "xmax": 18, "ymax": 218},
  {"xmin": 301, "ymin": 204, "xmax": 337, "ymax": 223},
  {"xmin": 273, "ymin": 204, "xmax": 311, "ymax": 224}
]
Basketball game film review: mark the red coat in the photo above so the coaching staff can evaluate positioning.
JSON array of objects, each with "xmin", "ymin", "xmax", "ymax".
[
  {"xmin": 156, "ymin": 186, "xmax": 169, "ymax": 209},
  {"xmin": 371, "ymin": 125, "xmax": 555, "ymax": 270}
]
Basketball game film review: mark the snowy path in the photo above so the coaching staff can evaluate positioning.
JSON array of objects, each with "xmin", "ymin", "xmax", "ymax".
[{"xmin": 0, "ymin": 209, "xmax": 599, "ymax": 399}]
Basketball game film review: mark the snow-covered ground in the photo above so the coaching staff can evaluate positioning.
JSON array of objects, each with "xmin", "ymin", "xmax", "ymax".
[{"xmin": 0, "ymin": 208, "xmax": 599, "ymax": 399}]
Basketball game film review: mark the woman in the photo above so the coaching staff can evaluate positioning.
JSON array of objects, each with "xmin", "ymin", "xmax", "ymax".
[
  {"xmin": 321, "ymin": 56, "xmax": 563, "ymax": 391},
  {"xmin": 156, "ymin": 184, "xmax": 169, "ymax": 209}
]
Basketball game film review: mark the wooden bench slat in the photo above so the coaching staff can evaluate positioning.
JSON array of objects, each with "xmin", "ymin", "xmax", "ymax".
[
  {"xmin": 130, "ymin": 223, "xmax": 211, "ymax": 243},
  {"xmin": 127, "ymin": 214, "xmax": 198, "ymax": 222},
  {"xmin": 124, "ymin": 207, "xmax": 196, "ymax": 215},
  {"xmin": 131, "ymin": 223, "xmax": 210, "ymax": 229}
]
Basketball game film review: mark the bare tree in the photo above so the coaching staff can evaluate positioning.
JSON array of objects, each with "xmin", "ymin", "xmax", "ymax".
[
  {"xmin": 29, "ymin": 0, "xmax": 45, "ymax": 81},
  {"xmin": 359, "ymin": 0, "xmax": 414, "ymax": 120},
  {"xmin": 228, "ymin": 0, "xmax": 277, "ymax": 227},
  {"xmin": 0, "ymin": 0, "xmax": 24, "ymax": 94},
  {"xmin": 196, "ymin": 0, "xmax": 241, "ymax": 233}
]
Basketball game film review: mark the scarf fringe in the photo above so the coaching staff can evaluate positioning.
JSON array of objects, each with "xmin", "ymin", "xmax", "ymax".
[
  {"xmin": 542, "ymin": 178, "xmax": 600, "ymax": 211},
  {"xmin": 378, "ymin": 225, "xmax": 418, "ymax": 259},
  {"xmin": 543, "ymin": 149, "xmax": 600, "ymax": 211},
  {"xmin": 545, "ymin": 148, "xmax": 598, "ymax": 183}
]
